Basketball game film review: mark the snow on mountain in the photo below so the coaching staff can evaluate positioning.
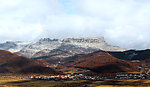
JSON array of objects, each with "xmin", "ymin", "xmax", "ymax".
[
  {"xmin": 16, "ymin": 38, "xmax": 62, "ymax": 58},
  {"xmin": 8, "ymin": 41, "xmax": 31, "ymax": 53},
  {"xmin": 0, "ymin": 41, "xmax": 30, "ymax": 53},
  {"xmin": 0, "ymin": 37, "xmax": 126, "ymax": 58},
  {"xmin": 0, "ymin": 41, "xmax": 16, "ymax": 50},
  {"xmin": 62, "ymin": 37, "xmax": 126, "ymax": 51},
  {"xmin": 32, "ymin": 44, "xmax": 98, "ymax": 58}
]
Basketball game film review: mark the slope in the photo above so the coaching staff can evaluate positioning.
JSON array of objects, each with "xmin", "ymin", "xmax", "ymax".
[
  {"xmin": 109, "ymin": 49, "xmax": 150, "ymax": 60},
  {"xmin": 0, "ymin": 50, "xmax": 58, "ymax": 74},
  {"xmin": 65, "ymin": 51, "xmax": 137, "ymax": 73}
]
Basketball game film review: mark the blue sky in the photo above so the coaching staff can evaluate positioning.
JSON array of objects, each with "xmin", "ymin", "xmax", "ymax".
[
  {"xmin": 60, "ymin": 0, "xmax": 77, "ymax": 14},
  {"xmin": 0, "ymin": 0, "xmax": 150, "ymax": 49}
]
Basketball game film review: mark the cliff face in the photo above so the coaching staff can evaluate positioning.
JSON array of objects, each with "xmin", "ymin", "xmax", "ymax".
[{"xmin": 63, "ymin": 37, "xmax": 126, "ymax": 51}]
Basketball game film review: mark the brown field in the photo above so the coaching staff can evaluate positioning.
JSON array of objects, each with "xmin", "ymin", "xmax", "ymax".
[{"xmin": 1, "ymin": 76, "xmax": 150, "ymax": 87}]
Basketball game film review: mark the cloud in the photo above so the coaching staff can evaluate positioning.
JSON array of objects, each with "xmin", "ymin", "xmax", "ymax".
[
  {"xmin": 40, "ymin": 14, "xmax": 104, "ymax": 38},
  {"xmin": 72, "ymin": 0, "xmax": 150, "ymax": 49},
  {"xmin": 0, "ymin": 0, "xmax": 62, "ymax": 41},
  {"xmin": 0, "ymin": 0, "xmax": 150, "ymax": 49}
]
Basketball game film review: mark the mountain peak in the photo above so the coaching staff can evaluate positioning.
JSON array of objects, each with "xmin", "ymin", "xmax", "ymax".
[
  {"xmin": 62, "ymin": 37, "xmax": 105, "ymax": 43},
  {"xmin": 39, "ymin": 38, "xmax": 59, "ymax": 42}
]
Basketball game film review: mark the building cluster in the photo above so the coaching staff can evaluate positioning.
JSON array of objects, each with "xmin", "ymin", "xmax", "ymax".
[
  {"xmin": 28, "ymin": 73, "xmax": 150, "ymax": 81},
  {"xmin": 28, "ymin": 74, "xmax": 83, "ymax": 80},
  {"xmin": 83, "ymin": 74, "xmax": 148, "ymax": 80},
  {"xmin": 115, "ymin": 73, "xmax": 146, "ymax": 79}
]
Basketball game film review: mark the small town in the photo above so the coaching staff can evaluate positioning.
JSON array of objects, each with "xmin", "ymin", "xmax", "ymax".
[{"xmin": 27, "ymin": 73, "xmax": 149, "ymax": 81}]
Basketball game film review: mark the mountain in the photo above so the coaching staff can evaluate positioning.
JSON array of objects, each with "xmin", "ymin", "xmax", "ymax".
[
  {"xmin": 32, "ymin": 44, "xmax": 98, "ymax": 58},
  {"xmin": 30, "ymin": 44, "xmax": 98, "ymax": 66},
  {"xmin": 64, "ymin": 51, "xmax": 137, "ymax": 73},
  {"xmin": 16, "ymin": 38, "xmax": 62, "ymax": 58},
  {"xmin": 0, "ymin": 37, "xmax": 126, "ymax": 58},
  {"xmin": 62, "ymin": 37, "xmax": 126, "ymax": 51},
  {"xmin": 0, "ymin": 41, "xmax": 17, "ymax": 50},
  {"xmin": 0, "ymin": 41, "xmax": 31, "ymax": 53},
  {"xmin": 0, "ymin": 50, "xmax": 58, "ymax": 74},
  {"xmin": 109, "ymin": 49, "xmax": 150, "ymax": 60}
]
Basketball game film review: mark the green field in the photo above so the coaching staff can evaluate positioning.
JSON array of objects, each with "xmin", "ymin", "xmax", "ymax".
[{"xmin": 1, "ymin": 77, "xmax": 150, "ymax": 87}]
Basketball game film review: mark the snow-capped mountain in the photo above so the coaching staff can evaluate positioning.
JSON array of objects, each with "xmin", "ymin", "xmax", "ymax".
[
  {"xmin": 0, "ymin": 37, "xmax": 126, "ymax": 58},
  {"xmin": 16, "ymin": 38, "xmax": 62, "ymax": 58},
  {"xmin": 0, "ymin": 41, "xmax": 17, "ymax": 50},
  {"xmin": 0, "ymin": 41, "xmax": 31, "ymax": 53},
  {"xmin": 62, "ymin": 37, "xmax": 126, "ymax": 51},
  {"xmin": 32, "ymin": 44, "xmax": 98, "ymax": 59}
]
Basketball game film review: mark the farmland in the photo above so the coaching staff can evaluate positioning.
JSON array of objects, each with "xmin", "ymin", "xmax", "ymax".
[{"xmin": 1, "ymin": 76, "xmax": 150, "ymax": 87}]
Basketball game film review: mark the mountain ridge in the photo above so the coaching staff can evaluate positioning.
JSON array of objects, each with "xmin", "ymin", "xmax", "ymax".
[
  {"xmin": 109, "ymin": 49, "xmax": 150, "ymax": 60},
  {"xmin": 0, "ymin": 37, "xmax": 126, "ymax": 58}
]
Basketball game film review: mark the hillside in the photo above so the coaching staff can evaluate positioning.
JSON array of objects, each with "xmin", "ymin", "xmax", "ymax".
[
  {"xmin": 64, "ymin": 51, "xmax": 137, "ymax": 73},
  {"xmin": 109, "ymin": 49, "xmax": 150, "ymax": 60},
  {"xmin": 32, "ymin": 44, "xmax": 97, "ymax": 59},
  {"xmin": 0, "ymin": 50, "xmax": 58, "ymax": 74}
]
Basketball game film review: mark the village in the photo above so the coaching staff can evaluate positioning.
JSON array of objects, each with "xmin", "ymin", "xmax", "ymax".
[{"xmin": 27, "ymin": 73, "xmax": 150, "ymax": 81}]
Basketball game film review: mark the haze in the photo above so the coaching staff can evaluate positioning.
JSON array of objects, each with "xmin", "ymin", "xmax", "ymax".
[{"xmin": 0, "ymin": 0, "xmax": 150, "ymax": 49}]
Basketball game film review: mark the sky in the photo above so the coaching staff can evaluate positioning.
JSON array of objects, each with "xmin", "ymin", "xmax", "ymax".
[{"xmin": 0, "ymin": 0, "xmax": 150, "ymax": 49}]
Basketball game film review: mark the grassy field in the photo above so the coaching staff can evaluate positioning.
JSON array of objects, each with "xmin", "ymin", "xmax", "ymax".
[{"xmin": 1, "ymin": 77, "xmax": 150, "ymax": 87}]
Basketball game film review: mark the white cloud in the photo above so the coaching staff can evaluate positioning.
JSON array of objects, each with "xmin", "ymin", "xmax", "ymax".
[
  {"xmin": 0, "ymin": 0, "xmax": 62, "ymax": 41},
  {"xmin": 0, "ymin": 0, "xmax": 150, "ymax": 49},
  {"xmin": 40, "ymin": 14, "xmax": 104, "ymax": 38},
  {"xmin": 72, "ymin": 0, "xmax": 150, "ymax": 49}
]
